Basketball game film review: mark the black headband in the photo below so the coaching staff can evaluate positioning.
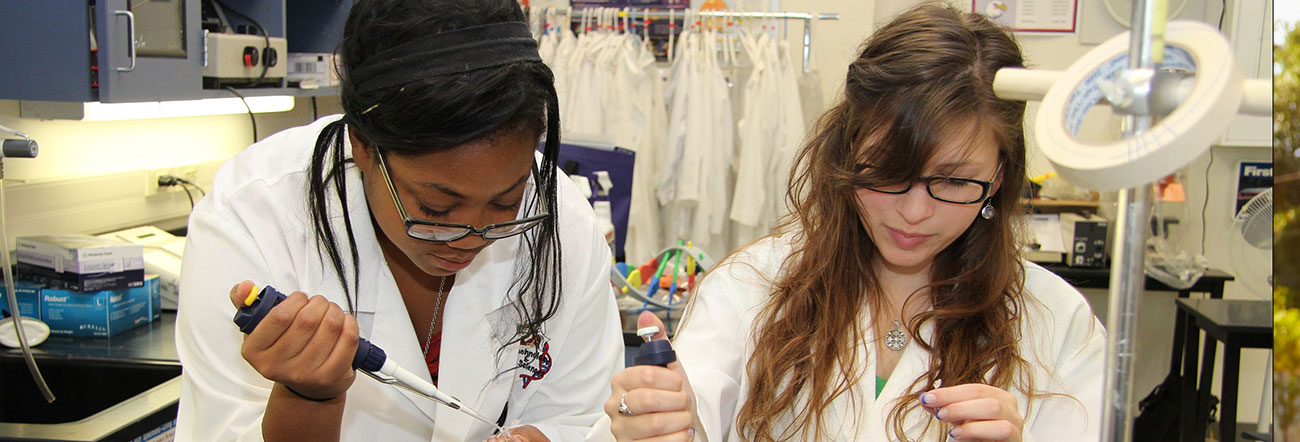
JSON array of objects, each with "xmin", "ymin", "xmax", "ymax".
[{"xmin": 349, "ymin": 22, "xmax": 541, "ymax": 94}]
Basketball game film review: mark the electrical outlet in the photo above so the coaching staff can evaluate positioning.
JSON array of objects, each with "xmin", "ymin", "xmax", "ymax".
[{"xmin": 144, "ymin": 165, "xmax": 200, "ymax": 197}]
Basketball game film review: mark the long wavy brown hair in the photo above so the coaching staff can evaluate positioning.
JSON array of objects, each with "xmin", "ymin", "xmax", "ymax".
[{"xmin": 735, "ymin": 4, "xmax": 1032, "ymax": 440}]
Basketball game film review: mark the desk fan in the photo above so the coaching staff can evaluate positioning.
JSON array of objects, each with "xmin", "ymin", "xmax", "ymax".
[{"xmin": 1228, "ymin": 188, "xmax": 1272, "ymax": 299}]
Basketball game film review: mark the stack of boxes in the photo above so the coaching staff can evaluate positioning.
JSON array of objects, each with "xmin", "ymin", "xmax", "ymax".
[{"xmin": 1, "ymin": 234, "xmax": 161, "ymax": 337}]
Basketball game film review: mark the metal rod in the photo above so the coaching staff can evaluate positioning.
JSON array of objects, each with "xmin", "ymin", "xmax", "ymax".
[
  {"xmin": 557, "ymin": 8, "xmax": 838, "ymax": 73},
  {"xmin": 1099, "ymin": 0, "xmax": 1167, "ymax": 441},
  {"xmin": 802, "ymin": 18, "xmax": 812, "ymax": 72},
  {"xmin": 561, "ymin": 8, "xmax": 840, "ymax": 21},
  {"xmin": 1101, "ymin": 175, "xmax": 1152, "ymax": 442}
]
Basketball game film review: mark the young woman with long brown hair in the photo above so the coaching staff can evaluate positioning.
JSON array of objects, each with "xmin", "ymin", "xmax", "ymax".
[{"xmin": 597, "ymin": 3, "xmax": 1105, "ymax": 441}]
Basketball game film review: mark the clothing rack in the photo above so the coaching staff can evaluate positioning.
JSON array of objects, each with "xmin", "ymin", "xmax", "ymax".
[{"xmin": 552, "ymin": 8, "xmax": 840, "ymax": 72}]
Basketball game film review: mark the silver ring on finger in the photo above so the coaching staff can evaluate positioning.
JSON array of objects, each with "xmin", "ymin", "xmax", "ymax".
[{"xmin": 618, "ymin": 392, "xmax": 635, "ymax": 416}]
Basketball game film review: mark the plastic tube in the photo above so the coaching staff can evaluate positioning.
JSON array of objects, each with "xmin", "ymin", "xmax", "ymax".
[{"xmin": 0, "ymin": 175, "xmax": 56, "ymax": 402}]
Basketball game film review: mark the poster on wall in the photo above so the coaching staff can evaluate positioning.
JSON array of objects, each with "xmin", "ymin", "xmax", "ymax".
[
  {"xmin": 972, "ymin": 0, "xmax": 1078, "ymax": 33},
  {"xmin": 1235, "ymin": 161, "xmax": 1273, "ymax": 214}
]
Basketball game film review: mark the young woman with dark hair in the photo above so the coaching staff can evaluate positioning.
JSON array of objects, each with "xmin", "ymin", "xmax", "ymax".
[
  {"xmin": 175, "ymin": 1, "xmax": 623, "ymax": 441},
  {"xmin": 599, "ymin": 4, "xmax": 1105, "ymax": 441}
]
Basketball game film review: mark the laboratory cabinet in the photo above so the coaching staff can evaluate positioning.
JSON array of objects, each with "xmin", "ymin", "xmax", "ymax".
[{"xmin": 0, "ymin": 0, "xmax": 351, "ymax": 104}]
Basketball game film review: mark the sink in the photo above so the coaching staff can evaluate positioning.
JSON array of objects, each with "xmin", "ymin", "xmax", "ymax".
[{"xmin": 0, "ymin": 357, "xmax": 181, "ymax": 441}]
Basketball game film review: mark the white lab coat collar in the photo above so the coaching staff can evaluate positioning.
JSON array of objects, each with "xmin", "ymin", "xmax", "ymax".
[{"xmin": 779, "ymin": 305, "xmax": 942, "ymax": 441}]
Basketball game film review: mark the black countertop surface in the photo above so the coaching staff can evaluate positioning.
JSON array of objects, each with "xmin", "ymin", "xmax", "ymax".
[{"xmin": 1, "ymin": 312, "xmax": 179, "ymax": 365}]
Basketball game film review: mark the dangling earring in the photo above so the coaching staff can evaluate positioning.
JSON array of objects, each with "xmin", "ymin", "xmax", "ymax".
[{"xmin": 980, "ymin": 200, "xmax": 996, "ymax": 219}]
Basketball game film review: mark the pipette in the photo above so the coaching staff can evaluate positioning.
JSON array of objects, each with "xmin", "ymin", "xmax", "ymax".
[
  {"xmin": 632, "ymin": 325, "xmax": 675, "ymax": 367},
  {"xmin": 232, "ymin": 285, "xmax": 509, "ymax": 436}
]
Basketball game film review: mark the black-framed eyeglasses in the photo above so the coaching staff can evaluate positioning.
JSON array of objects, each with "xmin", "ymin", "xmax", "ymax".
[
  {"xmin": 375, "ymin": 150, "xmax": 550, "ymax": 242},
  {"xmin": 856, "ymin": 163, "xmax": 1000, "ymax": 205}
]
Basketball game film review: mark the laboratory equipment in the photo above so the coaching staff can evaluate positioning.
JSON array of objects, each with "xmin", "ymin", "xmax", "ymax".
[
  {"xmin": 201, "ymin": 0, "xmax": 286, "ymax": 88},
  {"xmin": 203, "ymin": 31, "xmax": 287, "ymax": 87},
  {"xmin": 612, "ymin": 244, "xmax": 716, "ymax": 310},
  {"xmin": 232, "ymin": 285, "xmax": 509, "ymax": 436},
  {"xmin": 991, "ymin": 0, "xmax": 1271, "ymax": 439},
  {"xmin": 612, "ymin": 243, "xmax": 716, "ymax": 339},
  {"xmin": 633, "ymin": 339, "xmax": 676, "ymax": 368}
]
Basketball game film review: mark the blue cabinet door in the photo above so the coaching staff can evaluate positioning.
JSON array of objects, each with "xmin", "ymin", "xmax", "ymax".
[
  {"xmin": 0, "ymin": 2, "xmax": 97, "ymax": 101},
  {"xmin": 94, "ymin": 0, "xmax": 203, "ymax": 102}
]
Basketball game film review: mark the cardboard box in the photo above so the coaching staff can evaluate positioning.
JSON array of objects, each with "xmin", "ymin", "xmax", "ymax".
[
  {"xmin": 40, "ymin": 275, "xmax": 158, "ymax": 337},
  {"xmin": 16, "ymin": 235, "xmax": 144, "ymax": 291},
  {"xmin": 144, "ymin": 275, "xmax": 161, "ymax": 322},
  {"xmin": 0, "ymin": 280, "xmax": 42, "ymax": 320}
]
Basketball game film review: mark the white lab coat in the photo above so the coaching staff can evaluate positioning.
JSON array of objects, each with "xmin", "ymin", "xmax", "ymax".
[
  {"xmin": 729, "ymin": 31, "xmax": 779, "ymax": 243},
  {"xmin": 657, "ymin": 30, "xmax": 736, "ymax": 260},
  {"xmin": 588, "ymin": 233, "xmax": 1105, "ymax": 442},
  {"xmin": 728, "ymin": 32, "xmax": 805, "ymax": 249},
  {"xmin": 607, "ymin": 34, "xmax": 664, "ymax": 265},
  {"xmin": 175, "ymin": 116, "xmax": 625, "ymax": 442}
]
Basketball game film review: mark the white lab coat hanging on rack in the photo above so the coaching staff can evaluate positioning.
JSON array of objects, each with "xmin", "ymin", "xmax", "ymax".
[
  {"xmin": 611, "ymin": 33, "xmax": 665, "ymax": 264},
  {"xmin": 565, "ymin": 28, "xmax": 609, "ymax": 138},
  {"xmin": 767, "ymin": 40, "xmax": 805, "ymax": 227},
  {"xmin": 697, "ymin": 28, "xmax": 736, "ymax": 260},
  {"xmin": 730, "ymin": 30, "xmax": 780, "ymax": 244},
  {"xmin": 657, "ymin": 29, "xmax": 695, "ymax": 231}
]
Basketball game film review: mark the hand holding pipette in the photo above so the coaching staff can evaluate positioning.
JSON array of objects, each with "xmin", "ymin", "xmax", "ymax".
[
  {"xmin": 228, "ymin": 281, "xmax": 357, "ymax": 402},
  {"xmin": 605, "ymin": 311, "xmax": 706, "ymax": 441},
  {"xmin": 229, "ymin": 281, "xmax": 510, "ymax": 436}
]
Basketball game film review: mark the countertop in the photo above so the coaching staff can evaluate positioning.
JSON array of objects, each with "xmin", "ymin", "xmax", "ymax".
[{"xmin": 1, "ymin": 312, "xmax": 179, "ymax": 365}]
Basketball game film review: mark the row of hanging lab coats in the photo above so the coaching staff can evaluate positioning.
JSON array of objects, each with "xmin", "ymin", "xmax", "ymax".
[
  {"xmin": 730, "ymin": 32, "xmax": 805, "ymax": 247},
  {"xmin": 657, "ymin": 28, "xmax": 736, "ymax": 262},
  {"xmin": 540, "ymin": 24, "xmax": 809, "ymax": 264},
  {"xmin": 540, "ymin": 24, "xmax": 668, "ymax": 265}
]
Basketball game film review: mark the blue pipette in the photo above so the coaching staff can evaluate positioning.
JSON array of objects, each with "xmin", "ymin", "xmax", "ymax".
[{"xmin": 232, "ymin": 285, "xmax": 508, "ymax": 434}]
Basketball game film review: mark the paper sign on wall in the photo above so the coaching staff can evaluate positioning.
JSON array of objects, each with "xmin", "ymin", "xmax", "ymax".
[
  {"xmin": 1235, "ymin": 161, "xmax": 1272, "ymax": 214},
  {"xmin": 973, "ymin": 0, "xmax": 1078, "ymax": 33}
]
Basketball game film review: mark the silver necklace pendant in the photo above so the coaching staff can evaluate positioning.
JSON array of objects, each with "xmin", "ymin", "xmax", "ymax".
[{"xmin": 885, "ymin": 320, "xmax": 907, "ymax": 351}]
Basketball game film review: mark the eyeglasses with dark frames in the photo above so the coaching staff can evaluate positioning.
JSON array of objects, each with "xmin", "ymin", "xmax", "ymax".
[
  {"xmin": 856, "ymin": 163, "xmax": 1000, "ymax": 205},
  {"xmin": 375, "ymin": 150, "xmax": 550, "ymax": 242}
]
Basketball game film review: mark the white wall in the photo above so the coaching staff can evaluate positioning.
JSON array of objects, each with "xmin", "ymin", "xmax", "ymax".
[{"xmin": 0, "ymin": 97, "xmax": 339, "ymax": 240}]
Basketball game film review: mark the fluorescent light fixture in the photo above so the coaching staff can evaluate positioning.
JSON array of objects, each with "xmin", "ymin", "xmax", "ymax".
[
  {"xmin": 81, "ymin": 96, "xmax": 295, "ymax": 121},
  {"xmin": 19, "ymin": 96, "xmax": 296, "ymax": 121}
]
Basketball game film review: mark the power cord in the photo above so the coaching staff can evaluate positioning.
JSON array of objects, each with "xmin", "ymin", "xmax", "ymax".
[
  {"xmin": 175, "ymin": 177, "xmax": 207, "ymax": 196},
  {"xmin": 1217, "ymin": 0, "xmax": 1227, "ymax": 30},
  {"xmin": 223, "ymin": 86, "xmax": 258, "ymax": 143},
  {"xmin": 157, "ymin": 175, "xmax": 207, "ymax": 209},
  {"xmin": 1201, "ymin": 149, "xmax": 1214, "ymax": 255}
]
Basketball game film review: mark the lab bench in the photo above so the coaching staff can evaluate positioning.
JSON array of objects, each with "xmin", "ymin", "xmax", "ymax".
[{"xmin": 0, "ymin": 312, "xmax": 180, "ymax": 442}]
